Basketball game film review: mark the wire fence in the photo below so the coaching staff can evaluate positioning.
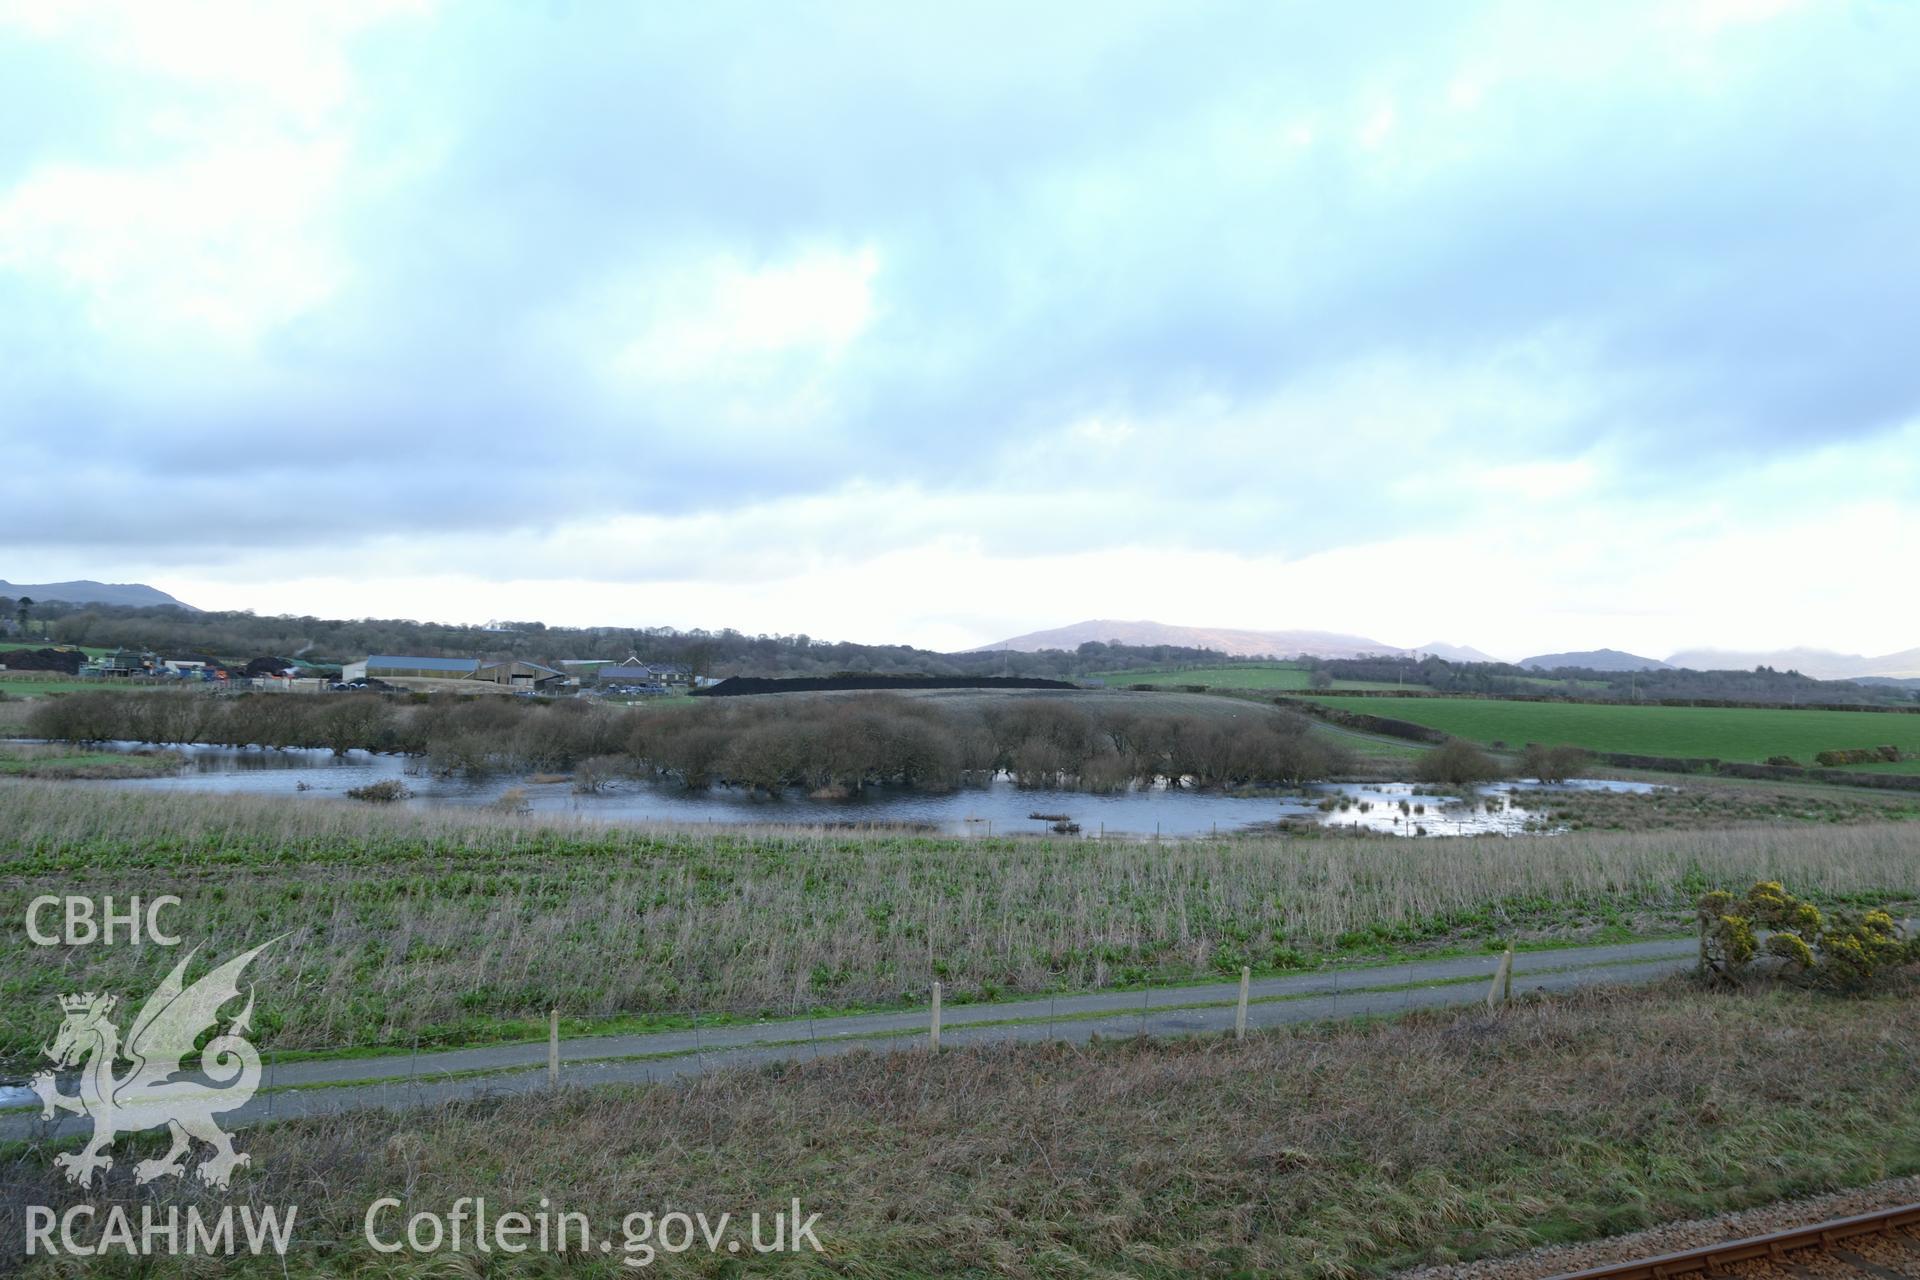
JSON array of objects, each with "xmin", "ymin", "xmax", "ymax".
[{"xmin": 223, "ymin": 940, "xmax": 1548, "ymax": 1103}]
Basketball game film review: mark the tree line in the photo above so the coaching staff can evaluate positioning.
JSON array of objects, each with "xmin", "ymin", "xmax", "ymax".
[
  {"xmin": 1311, "ymin": 655, "xmax": 1915, "ymax": 706},
  {"xmin": 28, "ymin": 690, "xmax": 1350, "ymax": 793},
  {"xmin": 4, "ymin": 598, "xmax": 1240, "ymax": 681}
]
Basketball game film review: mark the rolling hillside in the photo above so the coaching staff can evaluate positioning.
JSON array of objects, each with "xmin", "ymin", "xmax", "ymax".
[
  {"xmin": 1664, "ymin": 645, "xmax": 1920, "ymax": 680},
  {"xmin": 1520, "ymin": 649, "xmax": 1671, "ymax": 672},
  {"xmin": 975, "ymin": 619, "xmax": 1402, "ymax": 658},
  {"xmin": 0, "ymin": 579, "xmax": 196, "ymax": 610}
]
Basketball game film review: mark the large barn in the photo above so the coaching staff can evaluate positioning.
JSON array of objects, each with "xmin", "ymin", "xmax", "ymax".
[
  {"xmin": 339, "ymin": 655, "xmax": 567, "ymax": 692},
  {"xmin": 340, "ymin": 655, "xmax": 481, "ymax": 683},
  {"xmin": 470, "ymin": 660, "xmax": 567, "ymax": 691}
]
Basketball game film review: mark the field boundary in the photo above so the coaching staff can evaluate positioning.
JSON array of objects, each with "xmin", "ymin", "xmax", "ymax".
[
  {"xmin": 2, "ymin": 941, "xmax": 1704, "ymax": 1139},
  {"xmin": 1298, "ymin": 689, "xmax": 1920, "ymax": 713},
  {"xmin": 694, "ymin": 674, "xmax": 1081, "ymax": 696},
  {"xmin": 1277, "ymin": 697, "xmax": 1920, "ymax": 792}
]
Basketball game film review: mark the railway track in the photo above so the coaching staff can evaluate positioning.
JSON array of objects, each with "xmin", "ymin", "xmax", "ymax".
[{"xmin": 1544, "ymin": 1203, "xmax": 1920, "ymax": 1279}]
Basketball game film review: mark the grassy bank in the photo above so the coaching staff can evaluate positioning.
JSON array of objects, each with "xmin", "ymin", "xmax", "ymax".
[
  {"xmin": 0, "ymin": 743, "xmax": 182, "ymax": 779},
  {"xmin": 1827, "ymin": 756, "xmax": 1920, "ymax": 775},
  {"xmin": 1487, "ymin": 777, "xmax": 1920, "ymax": 831},
  {"xmin": 0, "ymin": 678, "xmax": 104, "ymax": 698},
  {"xmin": 1320, "ymin": 726, "xmax": 1427, "ymax": 760},
  {"xmin": 8, "ymin": 980, "xmax": 1918, "ymax": 1276},
  {"xmin": 1310, "ymin": 695, "xmax": 1920, "ymax": 765},
  {"xmin": 5, "ymin": 783, "xmax": 1918, "ymax": 1061}
]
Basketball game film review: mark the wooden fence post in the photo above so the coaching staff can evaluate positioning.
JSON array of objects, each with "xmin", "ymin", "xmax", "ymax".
[
  {"xmin": 548, "ymin": 1008, "xmax": 560, "ymax": 1087},
  {"xmin": 930, "ymin": 982, "xmax": 942, "ymax": 1051},
  {"xmin": 1486, "ymin": 948, "xmax": 1513, "ymax": 1011},
  {"xmin": 1236, "ymin": 966, "xmax": 1250, "ymax": 1040}
]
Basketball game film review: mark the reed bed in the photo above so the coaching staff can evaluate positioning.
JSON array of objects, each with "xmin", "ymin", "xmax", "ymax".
[{"xmin": 4, "ymin": 782, "xmax": 1918, "ymax": 1058}]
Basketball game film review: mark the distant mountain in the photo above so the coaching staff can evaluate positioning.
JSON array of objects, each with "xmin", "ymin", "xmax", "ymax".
[
  {"xmin": 1520, "ymin": 648, "xmax": 1671, "ymax": 673},
  {"xmin": 1664, "ymin": 646, "xmax": 1920, "ymax": 681},
  {"xmin": 965, "ymin": 621, "xmax": 1920, "ymax": 679},
  {"xmin": 1409, "ymin": 641, "xmax": 1505, "ymax": 664},
  {"xmin": 972, "ymin": 619, "xmax": 1399, "ymax": 659},
  {"xmin": 0, "ymin": 579, "xmax": 197, "ymax": 610}
]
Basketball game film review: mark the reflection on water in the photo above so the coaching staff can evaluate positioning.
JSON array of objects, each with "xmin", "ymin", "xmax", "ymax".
[
  {"xmin": 1301, "ymin": 779, "xmax": 1655, "ymax": 836},
  {"xmin": 53, "ymin": 742, "xmax": 1662, "ymax": 839}
]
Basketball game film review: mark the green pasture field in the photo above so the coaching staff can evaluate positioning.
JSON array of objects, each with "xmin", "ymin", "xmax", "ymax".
[
  {"xmin": 1309, "ymin": 695, "xmax": 1920, "ymax": 766},
  {"xmin": 1315, "ymin": 724, "xmax": 1425, "ymax": 759},
  {"xmin": 0, "ymin": 678, "xmax": 102, "ymax": 697},
  {"xmin": 0, "ymin": 642, "xmax": 110, "ymax": 697}
]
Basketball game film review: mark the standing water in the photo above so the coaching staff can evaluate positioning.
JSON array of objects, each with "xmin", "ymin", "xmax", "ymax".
[{"xmin": 49, "ymin": 742, "xmax": 1660, "ymax": 838}]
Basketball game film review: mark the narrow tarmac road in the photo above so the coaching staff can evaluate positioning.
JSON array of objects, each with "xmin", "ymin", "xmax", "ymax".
[{"xmin": 3, "ymin": 937, "xmax": 1699, "ymax": 1139}]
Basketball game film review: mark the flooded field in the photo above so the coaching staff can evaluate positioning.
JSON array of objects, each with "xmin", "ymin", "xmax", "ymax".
[{"xmin": 52, "ymin": 742, "xmax": 1660, "ymax": 837}]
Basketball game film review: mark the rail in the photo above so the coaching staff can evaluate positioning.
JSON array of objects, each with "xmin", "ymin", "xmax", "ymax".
[{"xmin": 1542, "ymin": 1201, "xmax": 1920, "ymax": 1279}]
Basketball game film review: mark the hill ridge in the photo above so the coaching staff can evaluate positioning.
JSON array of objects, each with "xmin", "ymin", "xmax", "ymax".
[
  {"xmin": 1521, "ymin": 648, "xmax": 1672, "ymax": 673},
  {"xmin": 1664, "ymin": 645, "xmax": 1920, "ymax": 681},
  {"xmin": 0, "ymin": 579, "xmax": 197, "ymax": 610},
  {"xmin": 973, "ymin": 619, "xmax": 1401, "ymax": 659}
]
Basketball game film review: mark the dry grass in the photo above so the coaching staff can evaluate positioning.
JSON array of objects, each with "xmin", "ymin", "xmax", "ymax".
[
  {"xmin": 5, "ymin": 782, "xmax": 1920, "ymax": 1060},
  {"xmin": 7, "ymin": 979, "xmax": 1919, "ymax": 1276},
  {"xmin": 1503, "ymin": 778, "xmax": 1920, "ymax": 831}
]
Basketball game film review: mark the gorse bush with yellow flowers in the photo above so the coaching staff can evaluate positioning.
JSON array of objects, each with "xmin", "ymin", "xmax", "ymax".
[{"xmin": 1698, "ymin": 880, "xmax": 1919, "ymax": 991}]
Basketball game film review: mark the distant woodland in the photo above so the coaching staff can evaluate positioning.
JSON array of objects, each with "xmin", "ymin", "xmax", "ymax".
[
  {"xmin": 5, "ymin": 597, "xmax": 1910, "ymax": 705},
  {"xmin": 0, "ymin": 597, "xmax": 1232, "ymax": 679}
]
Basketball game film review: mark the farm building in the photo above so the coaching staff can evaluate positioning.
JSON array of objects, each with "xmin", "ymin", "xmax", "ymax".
[
  {"xmin": 341, "ymin": 656, "xmax": 481, "ymax": 683},
  {"xmin": 86, "ymin": 649, "xmax": 157, "ymax": 678},
  {"xmin": 159, "ymin": 656, "xmax": 227, "ymax": 681},
  {"xmin": 596, "ymin": 659, "xmax": 693, "ymax": 687},
  {"xmin": 470, "ymin": 660, "xmax": 568, "ymax": 691},
  {"xmin": 252, "ymin": 675, "xmax": 328, "ymax": 694},
  {"xmin": 339, "ymin": 654, "xmax": 567, "ymax": 693}
]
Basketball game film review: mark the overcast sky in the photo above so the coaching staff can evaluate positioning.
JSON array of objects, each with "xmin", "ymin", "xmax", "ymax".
[{"xmin": 3, "ymin": 0, "xmax": 1916, "ymax": 658}]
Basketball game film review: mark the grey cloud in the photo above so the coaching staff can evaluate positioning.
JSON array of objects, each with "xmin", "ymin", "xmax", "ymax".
[{"xmin": 4, "ymin": 1, "xmax": 1918, "ymax": 563}]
